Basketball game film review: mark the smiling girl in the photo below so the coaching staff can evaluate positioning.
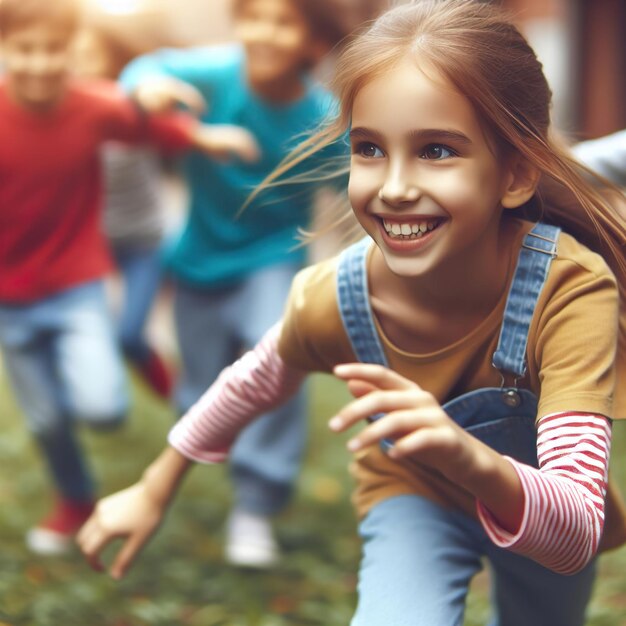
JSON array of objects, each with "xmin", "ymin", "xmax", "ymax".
[{"xmin": 79, "ymin": 2, "xmax": 626, "ymax": 624}]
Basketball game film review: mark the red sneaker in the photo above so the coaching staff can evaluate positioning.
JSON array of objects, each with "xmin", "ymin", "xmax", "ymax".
[
  {"xmin": 26, "ymin": 498, "xmax": 95, "ymax": 555},
  {"xmin": 134, "ymin": 348, "xmax": 173, "ymax": 399}
]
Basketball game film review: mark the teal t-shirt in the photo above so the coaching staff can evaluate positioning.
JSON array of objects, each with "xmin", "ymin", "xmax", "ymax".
[{"xmin": 121, "ymin": 44, "xmax": 348, "ymax": 288}]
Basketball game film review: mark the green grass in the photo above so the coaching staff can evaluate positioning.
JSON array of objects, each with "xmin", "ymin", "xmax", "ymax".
[{"xmin": 1, "ymin": 373, "xmax": 626, "ymax": 625}]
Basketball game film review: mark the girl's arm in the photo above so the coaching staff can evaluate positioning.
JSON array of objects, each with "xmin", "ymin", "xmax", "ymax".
[
  {"xmin": 477, "ymin": 412, "xmax": 610, "ymax": 574},
  {"xmin": 78, "ymin": 323, "xmax": 306, "ymax": 578},
  {"xmin": 168, "ymin": 323, "xmax": 306, "ymax": 463},
  {"xmin": 331, "ymin": 364, "xmax": 610, "ymax": 575}
]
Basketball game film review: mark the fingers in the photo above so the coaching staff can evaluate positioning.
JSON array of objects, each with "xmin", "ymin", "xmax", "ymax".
[
  {"xmin": 329, "ymin": 386, "xmax": 434, "ymax": 433},
  {"xmin": 220, "ymin": 128, "xmax": 261, "ymax": 163},
  {"xmin": 173, "ymin": 81, "xmax": 206, "ymax": 115},
  {"xmin": 239, "ymin": 139, "xmax": 261, "ymax": 163},
  {"xmin": 134, "ymin": 85, "xmax": 174, "ymax": 114},
  {"xmin": 334, "ymin": 363, "xmax": 418, "ymax": 391},
  {"xmin": 77, "ymin": 517, "xmax": 147, "ymax": 580},
  {"xmin": 196, "ymin": 126, "xmax": 262, "ymax": 163},
  {"xmin": 346, "ymin": 379, "xmax": 378, "ymax": 398},
  {"xmin": 388, "ymin": 427, "xmax": 445, "ymax": 459},
  {"xmin": 76, "ymin": 517, "xmax": 114, "ymax": 573},
  {"xmin": 109, "ymin": 533, "xmax": 148, "ymax": 580},
  {"xmin": 345, "ymin": 407, "xmax": 442, "ymax": 452}
]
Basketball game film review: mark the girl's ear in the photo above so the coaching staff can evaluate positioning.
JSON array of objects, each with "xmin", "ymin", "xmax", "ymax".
[{"xmin": 501, "ymin": 154, "xmax": 541, "ymax": 209}]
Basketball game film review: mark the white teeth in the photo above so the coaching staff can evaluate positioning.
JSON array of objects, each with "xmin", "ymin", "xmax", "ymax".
[{"xmin": 382, "ymin": 219, "xmax": 439, "ymax": 238}]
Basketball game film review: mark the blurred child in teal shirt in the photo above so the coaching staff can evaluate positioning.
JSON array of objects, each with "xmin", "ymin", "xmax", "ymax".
[{"xmin": 120, "ymin": 0, "xmax": 350, "ymax": 567}]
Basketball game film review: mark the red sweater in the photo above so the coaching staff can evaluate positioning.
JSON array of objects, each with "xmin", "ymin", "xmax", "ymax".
[{"xmin": 0, "ymin": 79, "xmax": 194, "ymax": 303}]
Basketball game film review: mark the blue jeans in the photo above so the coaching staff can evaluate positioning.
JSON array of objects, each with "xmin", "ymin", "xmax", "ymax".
[
  {"xmin": 0, "ymin": 281, "xmax": 129, "ymax": 501},
  {"xmin": 352, "ymin": 495, "xmax": 596, "ymax": 626},
  {"xmin": 174, "ymin": 263, "xmax": 306, "ymax": 515},
  {"xmin": 113, "ymin": 246, "xmax": 163, "ymax": 363}
]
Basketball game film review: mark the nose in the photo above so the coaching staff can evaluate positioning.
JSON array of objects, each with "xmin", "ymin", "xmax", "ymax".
[
  {"xmin": 378, "ymin": 159, "xmax": 420, "ymax": 205},
  {"xmin": 246, "ymin": 19, "xmax": 277, "ymax": 44},
  {"xmin": 27, "ymin": 52, "xmax": 55, "ymax": 76}
]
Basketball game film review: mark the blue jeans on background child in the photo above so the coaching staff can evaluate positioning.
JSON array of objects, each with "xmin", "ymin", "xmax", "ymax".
[
  {"xmin": 0, "ymin": 280, "xmax": 129, "ymax": 501},
  {"xmin": 173, "ymin": 262, "xmax": 306, "ymax": 516},
  {"xmin": 113, "ymin": 245, "xmax": 162, "ymax": 363}
]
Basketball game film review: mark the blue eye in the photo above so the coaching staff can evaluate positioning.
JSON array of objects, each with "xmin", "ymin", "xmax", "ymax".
[
  {"xmin": 355, "ymin": 142, "xmax": 384, "ymax": 158},
  {"xmin": 421, "ymin": 144, "xmax": 455, "ymax": 160}
]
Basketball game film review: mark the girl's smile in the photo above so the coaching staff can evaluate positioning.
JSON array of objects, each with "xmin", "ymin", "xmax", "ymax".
[
  {"xmin": 377, "ymin": 215, "xmax": 447, "ymax": 253},
  {"xmin": 348, "ymin": 55, "xmax": 514, "ymax": 283}
]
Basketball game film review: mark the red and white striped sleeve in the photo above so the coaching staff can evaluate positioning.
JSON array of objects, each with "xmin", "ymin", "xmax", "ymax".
[
  {"xmin": 477, "ymin": 412, "xmax": 611, "ymax": 574},
  {"xmin": 168, "ymin": 322, "xmax": 307, "ymax": 464}
]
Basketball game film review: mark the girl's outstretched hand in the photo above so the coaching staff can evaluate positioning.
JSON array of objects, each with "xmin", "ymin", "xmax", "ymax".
[
  {"xmin": 77, "ymin": 446, "xmax": 192, "ymax": 580},
  {"xmin": 77, "ymin": 482, "xmax": 165, "ymax": 580},
  {"xmin": 330, "ymin": 363, "xmax": 478, "ymax": 482}
]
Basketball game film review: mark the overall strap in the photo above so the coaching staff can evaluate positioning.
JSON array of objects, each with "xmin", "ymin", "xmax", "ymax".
[
  {"xmin": 336, "ymin": 236, "xmax": 388, "ymax": 367},
  {"xmin": 492, "ymin": 222, "xmax": 561, "ymax": 380}
]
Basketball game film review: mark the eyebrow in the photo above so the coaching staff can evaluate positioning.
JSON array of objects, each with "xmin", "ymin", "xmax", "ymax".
[{"xmin": 349, "ymin": 127, "xmax": 472, "ymax": 145}]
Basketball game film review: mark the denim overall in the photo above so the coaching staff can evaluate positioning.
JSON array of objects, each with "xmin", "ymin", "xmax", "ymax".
[{"xmin": 336, "ymin": 224, "xmax": 596, "ymax": 626}]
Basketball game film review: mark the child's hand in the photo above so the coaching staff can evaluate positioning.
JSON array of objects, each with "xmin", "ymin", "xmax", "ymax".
[
  {"xmin": 192, "ymin": 124, "xmax": 262, "ymax": 163},
  {"xmin": 77, "ymin": 482, "xmax": 166, "ymax": 580},
  {"xmin": 133, "ymin": 76, "xmax": 206, "ymax": 116},
  {"xmin": 330, "ymin": 363, "xmax": 477, "ymax": 481}
]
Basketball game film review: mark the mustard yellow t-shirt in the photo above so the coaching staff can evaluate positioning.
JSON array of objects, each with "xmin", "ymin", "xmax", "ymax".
[{"xmin": 279, "ymin": 219, "xmax": 621, "ymax": 521}]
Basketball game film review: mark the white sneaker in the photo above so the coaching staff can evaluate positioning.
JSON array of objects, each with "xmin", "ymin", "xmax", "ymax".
[
  {"xmin": 25, "ymin": 497, "xmax": 94, "ymax": 556},
  {"xmin": 225, "ymin": 509, "xmax": 280, "ymax": 568},
  {"xmin": 25, "ymin": 527, "xmax": 74, "ymax": 556}
]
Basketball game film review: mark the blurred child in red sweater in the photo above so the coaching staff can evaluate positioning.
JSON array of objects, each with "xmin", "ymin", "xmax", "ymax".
[{"xmin": 0, "ymin": 0, "xmax": 259, "ymax": 555}]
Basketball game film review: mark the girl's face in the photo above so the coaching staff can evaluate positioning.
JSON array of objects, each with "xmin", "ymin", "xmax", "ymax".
[
  {"xmin": 234, "ymin": 0, "xmax": 319, "ymax": 92},
  {"xmin": 2, "ymin": 21, "xmax": 73, "ymax": 111},
  {"xmin": 348, "ymin": 56, "xmax": 513, "ymax": 279}
]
